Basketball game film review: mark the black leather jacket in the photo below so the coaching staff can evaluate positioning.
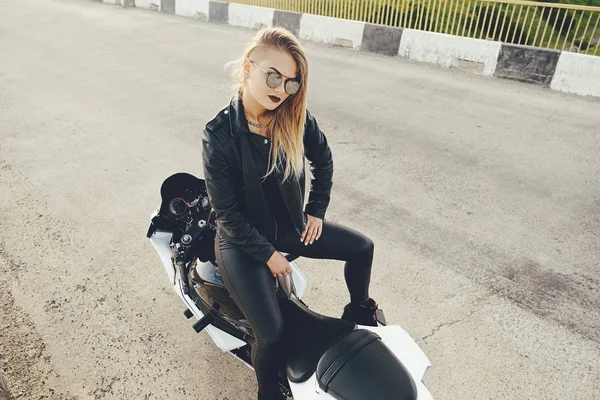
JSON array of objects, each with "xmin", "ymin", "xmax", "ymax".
[{"xmin": 202, "ymin": 95, "xmax": 334, "ymax": 264}]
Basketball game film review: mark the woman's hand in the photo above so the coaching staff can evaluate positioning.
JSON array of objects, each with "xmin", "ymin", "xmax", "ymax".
[
  {"xmin": 266, "ymin": 251, "xmax": 293, "ymax": 278},
  {"xmin": 301, "ymin": 214, "xmax": 323, "ymax": 246}
]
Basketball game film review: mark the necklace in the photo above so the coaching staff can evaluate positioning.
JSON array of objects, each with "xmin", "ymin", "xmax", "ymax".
[{"xmin": 246, "ymin": 115, "xmax": 265, "ymax": 129}]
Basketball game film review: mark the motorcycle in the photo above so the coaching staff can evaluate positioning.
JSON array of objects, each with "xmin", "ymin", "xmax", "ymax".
[{"xmin": 146, "ymin": 172, "xmax": 434, "ymax": 400}]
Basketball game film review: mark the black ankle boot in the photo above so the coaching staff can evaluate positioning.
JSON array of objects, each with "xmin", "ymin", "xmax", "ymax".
[{"xmin": 341, "ymin": 298, "xmax": 380, "ymax": 327}]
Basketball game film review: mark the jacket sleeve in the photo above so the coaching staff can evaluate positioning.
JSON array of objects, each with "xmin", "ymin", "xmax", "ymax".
[
  {"xmin": 202, "ymin": 129, "xmax": 276, "ymax": 265},
  {"xmin": 303, "ymin": 110, "xmax": 334, "ymax": 220}
]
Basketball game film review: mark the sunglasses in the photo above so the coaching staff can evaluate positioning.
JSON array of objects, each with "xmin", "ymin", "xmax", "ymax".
[{"xmin": 250, "ymin": 60, "xmax": 301, "ymax": 95}]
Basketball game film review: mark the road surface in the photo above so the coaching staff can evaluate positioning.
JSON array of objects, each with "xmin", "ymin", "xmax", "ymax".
[{"xmin": 0, "ymin": 0, "xmax": 599, "ymax": 399}]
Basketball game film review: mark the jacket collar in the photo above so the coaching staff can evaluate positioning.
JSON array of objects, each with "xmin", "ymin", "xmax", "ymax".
[{"xmin": 228, "ymin": 94, "xmax": 250, "ymax": 138}]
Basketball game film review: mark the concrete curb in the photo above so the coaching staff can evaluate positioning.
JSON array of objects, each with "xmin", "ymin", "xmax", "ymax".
[
  {"xmin": 229, "ymin": 3, "xmax": 274, "ymax": 30},
  {"xmin": 362, "ymin": 24, "xmax": 403, "ymax": 56},
  {"xmin": 399, "ymin": 29, "xmax": 501, "ymax": 77},
  {"xmin": 208, "ymin": 1, "xmax": 228, "ymax": 23},
  {"xmin": 299, "ymin": 14, "xmax": 365, "ymax": 50},
  {"xmin": 494, "ymin": 44, "xmax": 561, "ymax": 86},
  {"xmin": 550, "ymin": 52, "xmax": 600, "ymax": 97},
  {"xmin": 175, "ymin": 0, "xmax": 208, "ymax": 20},
  {"xmin": 109, "ymin": 0, "xmax": 600, "ymax": 98},
  {"xmin": 273, "ymin": 10, "xmax": 303, "ymax": 37},
  {"xmin": 161, "ymin": 0, "xmax": 175, "ymax": 14},
  {"xmin": 134, "ymin": 0, "xmax": 160, "ymax": 11}
]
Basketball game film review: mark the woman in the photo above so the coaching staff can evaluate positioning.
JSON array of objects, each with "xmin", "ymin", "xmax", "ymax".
[{"xmin": 201, "ymin": 27, "xmax": 380, "ymax": 400}]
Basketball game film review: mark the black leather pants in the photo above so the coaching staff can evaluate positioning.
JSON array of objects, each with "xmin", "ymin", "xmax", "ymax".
[{"xmin": 215, "ymin": 220, "xmax": 374, "ymax": 399}]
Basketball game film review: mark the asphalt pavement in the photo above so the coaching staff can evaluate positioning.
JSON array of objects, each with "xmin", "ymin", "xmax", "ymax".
[{"xmin": 0, "ymin": 0, "xmax": 599, "ymax": 399}]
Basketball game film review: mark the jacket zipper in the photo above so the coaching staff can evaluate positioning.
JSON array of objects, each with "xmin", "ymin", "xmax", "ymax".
[{"xmin": 266, "ymin": 139, "xmax": 278, "ymax": 241}]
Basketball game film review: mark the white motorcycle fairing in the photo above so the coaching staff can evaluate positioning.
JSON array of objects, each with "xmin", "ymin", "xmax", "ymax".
[
  {"xmin": 149, "ymin": 228, "xmax": 308, "ymax": 351},
  {"xmin": 149, "ymin": 227, "xmax": 433, "ymax": 400},
  {"xmin": 287, "ymin": 324, "xmax": 433, "ymax": 400}
]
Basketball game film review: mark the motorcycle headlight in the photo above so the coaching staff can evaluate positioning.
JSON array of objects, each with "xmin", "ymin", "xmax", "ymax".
[{"xmin": 421, "ymin": 366, "xmax": 432, "ymax": 389}]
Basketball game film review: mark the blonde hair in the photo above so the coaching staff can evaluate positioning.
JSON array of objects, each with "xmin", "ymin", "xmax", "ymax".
[{"xmin": 225, "ymin": 27, "xmax": 308, "ymax": 182}]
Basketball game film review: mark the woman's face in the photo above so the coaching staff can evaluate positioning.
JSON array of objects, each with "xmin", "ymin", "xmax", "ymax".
[{"xmin": 245, "ymin": 47, "xmax": 298, "ymax": 112}]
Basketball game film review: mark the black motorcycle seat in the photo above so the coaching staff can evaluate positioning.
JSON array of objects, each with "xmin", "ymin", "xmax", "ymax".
[
  {"xmin": 279, "ymin": 297, "xmax": 356, "ymax": 383},
  {"xmin": 316, "ymin": 329, "xmax": 417, "ymax": 400}
]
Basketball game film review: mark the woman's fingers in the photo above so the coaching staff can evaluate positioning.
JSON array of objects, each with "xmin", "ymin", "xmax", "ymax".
[
  {"xmin": 311, "ymin": 223, "xmax": 322, "ymax": 243},
  {"xmin": 275, "ymin": 268, "xmax": 292, "ymax": 278},
  {"xmin": 304, "ymin": 224, "xmax": 316, "ymax": 245},
  {"xmin": 315, "ymin": 224, "xmax": 322, "ymax": 241},
  {"xmin": 308, "ymin": 221, "xmax": 323, "ymax": 244},
  {"xmin": 310, "ymin": 226, "xmax": 318, "ymax": 244},
  {"xmin": 300, "ymin": 219, "xmax": 324, "ymax": 245},
  {"xmin": 301, "ymin": 225, "xmax": 309, "ymax": 244},
  {"xmin": 300, "ymin": 226, "xmax": 307, "ymax": 242}
]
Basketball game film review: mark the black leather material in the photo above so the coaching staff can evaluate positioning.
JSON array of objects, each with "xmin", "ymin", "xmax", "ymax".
[
  {"xmin": 278, "ymin": 297, "xmax": 356, "ymax": 383},
  {"xmin": 202, "ymin": 95, "xmax": 333, "ymax": 265},
  {"xmin": 316, "ymin": 329, "xmax": 418, "ymax": 400}
]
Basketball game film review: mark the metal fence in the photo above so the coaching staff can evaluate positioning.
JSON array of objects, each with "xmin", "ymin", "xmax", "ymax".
[{"xmin": 229, "ymin": 0, "xmax": 600, "ymax": 55}]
